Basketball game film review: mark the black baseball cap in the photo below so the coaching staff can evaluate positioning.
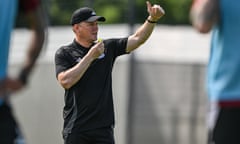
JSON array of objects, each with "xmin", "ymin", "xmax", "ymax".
[{"xmin": 70, "ymin": 7, "xmax": 106, "ymax": 25}]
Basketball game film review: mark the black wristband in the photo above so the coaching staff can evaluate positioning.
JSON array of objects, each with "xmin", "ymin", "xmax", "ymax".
[
  {"xmin": 147, "ymin": 19, "xmax": 157, "ymax": 23},
  {"xmin": 18, "ymin": 69, "xmax": 29, "ymax": 85}
]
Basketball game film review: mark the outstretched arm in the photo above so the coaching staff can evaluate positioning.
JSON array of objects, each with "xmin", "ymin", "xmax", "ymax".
[
  {"xmin": 190, "ymin": 0, "xmax": 219, "ymax": 33},
  {"xmin": 126, "ymin": 1, "xmax": 165, "ymax": 53}
]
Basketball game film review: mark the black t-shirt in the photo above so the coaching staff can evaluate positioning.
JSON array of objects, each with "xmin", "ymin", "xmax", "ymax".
[{"xmin": 55, "ymin": 38, "xmax": 128, "ymax": 136}]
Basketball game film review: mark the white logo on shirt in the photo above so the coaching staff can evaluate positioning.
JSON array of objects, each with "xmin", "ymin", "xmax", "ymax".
[
  {"xmin": 98, "ymin": 53, "xmax": 105, "ymax": 59},
  {"xmin": 76, "ymin": 57, "xmax": 81, "ymax": 62}
]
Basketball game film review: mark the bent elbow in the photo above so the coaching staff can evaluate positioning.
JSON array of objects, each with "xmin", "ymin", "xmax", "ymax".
[
  {"xmin": 193, "ymin": 22, "xmax": 213, "ymax": 34},
  {"xmin": 196, "ymin": 25, "xmax": 211, "ymax": 33},
  {"xmin": 57, "ymin": 74, "xmax": 73, "ymax": 89},
  {"xmin": 60, "ymin": 80, "xmax": 72, "ymax": 90}
]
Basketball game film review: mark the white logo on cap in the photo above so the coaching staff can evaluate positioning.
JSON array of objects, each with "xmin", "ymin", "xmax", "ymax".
[{"xmin": 92, "ymin": 11, "xmax": 96, "ymax": 15}]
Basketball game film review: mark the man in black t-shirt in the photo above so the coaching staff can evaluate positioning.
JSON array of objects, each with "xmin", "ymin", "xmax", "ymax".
[{"xmin": 55, "ymin": 1, "xmax": 165, "ymax": 144}]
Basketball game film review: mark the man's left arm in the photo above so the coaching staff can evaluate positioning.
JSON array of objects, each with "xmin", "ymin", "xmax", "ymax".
[{"xmin": 126, "ymin": 1, "xmax": 165, "ymax": 53}]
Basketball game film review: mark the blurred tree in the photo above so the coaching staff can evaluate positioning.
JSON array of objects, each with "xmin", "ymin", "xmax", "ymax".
[
  {"xmin": 93, "ymin": 0, "xmax": 127, "ymax": 24},
  {"xmin": 160, "ymin": 0, "xmax": 192, "ymax": 25},
  {"xmin": 49, "ymin": 0, "xmax": 83, "ymax": 25},
  {"xmin": 16, "ymin": 0, "xmax": 192, "ymax": 26}
]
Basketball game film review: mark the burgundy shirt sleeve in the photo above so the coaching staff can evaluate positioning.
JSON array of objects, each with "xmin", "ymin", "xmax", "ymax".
[{"xmin": 19, "ymin": 0, "xmax": 40, "ymax": 13}]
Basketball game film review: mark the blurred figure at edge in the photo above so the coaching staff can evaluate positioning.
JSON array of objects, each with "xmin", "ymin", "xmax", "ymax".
[
  {"xmin": 0, "ymin": 0, "xmax": 47, "ymax": 143},
  {"xmin": 190, "ymin": 0, "xmax": 240, "ymax": 144}
]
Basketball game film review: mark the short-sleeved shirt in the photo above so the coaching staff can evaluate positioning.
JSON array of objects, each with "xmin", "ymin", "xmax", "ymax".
[
  {"xmin": 0, "ymin": 0, "xmax": 40, "ymax": 105},
  {"xmin": 0, "ymin": 0, "xmax": 18, "ymax": 105},
  {"xmin": 55, "ymin": 38, "xmax": 128, "ymax": 137},
  {"xmin": 18, "ymin": 0, "xmax": 40, "ymax": 13},
  {"xmin": 0, "ymin": 0, "xmax": 17, "ymax": 81},
  {"xmin": 207, "ymin": 0, "xmax": 240, "ymax": 102}
]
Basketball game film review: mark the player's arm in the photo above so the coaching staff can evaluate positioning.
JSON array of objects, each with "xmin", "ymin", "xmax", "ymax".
[
  {"xmin": 57, "ymin": 56, "xmax": 93, "ymax": 90},
  {"xmin": 190, "ymin": 0, "xmax": 219, "ymax": 33},
  {"xmin": 18, "ymin": 4, "xmax": 47, "ymax": 86},
  {"xmin": 126, "ymin": 1, "xmax": 165, "ymax": 53},
  {"xmin": 57, "ymin": 42, "xmax": 104, "ymax": 89}
]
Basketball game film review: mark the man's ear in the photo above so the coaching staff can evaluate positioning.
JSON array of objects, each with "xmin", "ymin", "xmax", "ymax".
[{"xmin": 72, "ymin": 24, "xmax": 79, "ymax": 33}]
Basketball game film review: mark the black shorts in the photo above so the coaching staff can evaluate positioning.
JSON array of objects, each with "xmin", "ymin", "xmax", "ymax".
[
  {"xmin": 0, "ymin": 102, "xmax": 25, "ymax": 144},
  {"xmin": 64, "ymin": 126, "xmax": 115, "ymax": 144},
  {"xmin": 208, "ymin": 103, "xmax": 240, "ymax": 144}
]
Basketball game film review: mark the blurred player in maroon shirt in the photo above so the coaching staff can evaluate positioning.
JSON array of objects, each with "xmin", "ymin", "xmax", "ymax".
[{"xmin": 0, "ymin": 0, "xmax": 47, "ymax": 143}]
